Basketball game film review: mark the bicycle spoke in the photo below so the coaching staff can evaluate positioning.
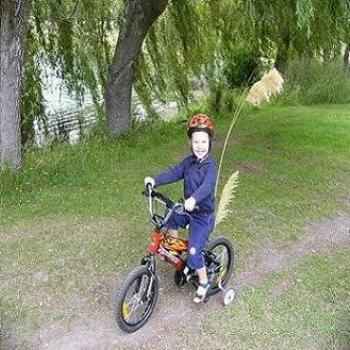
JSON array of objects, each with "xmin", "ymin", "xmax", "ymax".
[
  {"xmin": 124, "ymin": 296, "xmax": 143, "ymax": 321},
  {"xmin": 206, "ymin": 239, "xmax": 233, "ymax": 293},
  {"xmin": 211, "ymin": 246, "xmax": 228, "ymax": 267},
  {"xmin": 122, "ymin": 274, "xmax": 152, "ymax": 324},
  {"xmin": 115, "ymin": 260, "xmax": 159, "ymax": 332},
  {"xmin": 215, "ymin": 248, "xmax": 227, "ymax": 263}
]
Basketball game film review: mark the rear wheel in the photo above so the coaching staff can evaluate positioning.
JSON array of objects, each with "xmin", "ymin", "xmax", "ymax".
[
  {"xmin": 115, "ymin": 265, "xmax": 159, "ymax": 333},
  {"xmin": 205, "ymin": 236, "xmax": 234, "ymax": 296}
]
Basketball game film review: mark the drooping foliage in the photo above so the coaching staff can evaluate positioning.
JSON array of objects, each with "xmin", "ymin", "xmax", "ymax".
[
  {"xmin": 134, "ymin": 0, "xmax": 278, "ymax": 117},
  {"xmin": 20, "ymin": 0, "xmax": 122, "ymax": 144},
  {"xmin": 12, "ymin": 0, "xmax": 350, "ymax": 143},
  {"xmin": 130, "ymin": 0, "xmax": 348, "ymax": 110},
  {"xmin": 21, "ymin": 21, "xmax": 46, "ymax": 147},
  {"xmin": 243, "ymin": 0, "xmax": 350, "ymax": 68}
]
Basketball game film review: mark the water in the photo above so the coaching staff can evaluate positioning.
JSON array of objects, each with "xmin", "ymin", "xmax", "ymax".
[
  {"xmin": 37, "ymin": 64, "xmax": 204, "ymax": 146},
  {"xmin": 35, "ymin": 94, "xmax": 179, "ymax": 147},
  {"xmin": 34, "ymin": 65, "xmax": 99, "ymax": 146},
  {"xmin": 36, "ymin": 89, "xmax": 179, "ymax": 147},
  {"xmin": 34, "ymin": 107, "xmax": 98, "ymax": 147}
]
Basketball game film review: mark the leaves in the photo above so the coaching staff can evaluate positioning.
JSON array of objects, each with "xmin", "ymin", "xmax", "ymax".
[{"xmin": 13, "ymin": 0, "xmax": 350, "ymax": 141}]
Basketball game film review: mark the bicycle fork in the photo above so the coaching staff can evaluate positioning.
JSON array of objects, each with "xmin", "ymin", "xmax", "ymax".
[{"xmin": 143, "ymin": 254, "xmax": 157, "ymax": 299}]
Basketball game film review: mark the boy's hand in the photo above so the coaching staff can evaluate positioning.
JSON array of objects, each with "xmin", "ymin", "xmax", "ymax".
[
  {"xmin": 184, "ymin": 197, "xmax": 196, "ymax": 212},
  {"xmin": 144, "ymin": 176, "xmax": 155, "ymax": 188}
]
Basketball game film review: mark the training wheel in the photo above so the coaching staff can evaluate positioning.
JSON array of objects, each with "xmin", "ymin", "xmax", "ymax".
[{"xmin": 222, "ymin": 287, "xmax": 235, "ymax": 306}]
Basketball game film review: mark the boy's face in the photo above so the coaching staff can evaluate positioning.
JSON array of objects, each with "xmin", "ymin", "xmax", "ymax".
[{"xmin": 190, "ymin": 131, "xmax": 210, "ymax": 160}]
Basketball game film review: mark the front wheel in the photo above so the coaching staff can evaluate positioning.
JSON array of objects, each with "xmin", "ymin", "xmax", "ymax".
[
  {"xmin": 114, "ymin": 265, "xmax": 159, "ymax": 333},
  {"xmin": 205, "ymin": 236, "xmax": 234, "ymax": 296}
]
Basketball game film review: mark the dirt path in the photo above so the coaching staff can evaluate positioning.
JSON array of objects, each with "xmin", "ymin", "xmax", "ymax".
[
  {"xmin": 234, "ymin": 212, "xmax": 350, "ymax": 293},
  {"xmin": 6, "ymin": 213, "xmax": 350, "ymax": 350}
]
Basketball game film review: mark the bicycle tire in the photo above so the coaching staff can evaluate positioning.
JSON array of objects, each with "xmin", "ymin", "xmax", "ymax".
[
  {"xmin": 205, "ymin": 236, "xmax": 234, "ymax": 296},
  {"xmin": 114, "ymin": 265, "xmax": 159, "ymax": 333}
]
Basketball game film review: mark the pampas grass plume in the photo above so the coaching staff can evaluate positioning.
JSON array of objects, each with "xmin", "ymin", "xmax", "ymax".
[
  {"xmin": 215, "ymin": 68, "xmax": 283, "ymax": 228},
  {"xmin": 246, "ymin": 67, "xmax": 284, "ymax": 107},
  {"xmin": 216, "ymin": 170, "xmax": 239, "ymax": 226}
]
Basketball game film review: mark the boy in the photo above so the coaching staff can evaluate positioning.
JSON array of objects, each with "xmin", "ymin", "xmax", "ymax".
[{"xmin": 144, "ymin": 114, "xmax": 217, "ymax": 303}]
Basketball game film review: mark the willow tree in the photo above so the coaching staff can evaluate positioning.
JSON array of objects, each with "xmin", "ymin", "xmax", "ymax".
[
  {"xmin": 244, "ymin": 0, "xmax": 350, "ymax": 72},
  {"xmin": 0, "ymin": 0, "xmax": 114, "ymax": 169},
  {"xmin": 0, "ymin": 0, "xmax": 31, "ymax": 169},
  {"xmin": 28, "ymin": 0, "xmax": 350, "ymax": 139},
  {"xmin": 25, "ymin": 0, "xmax": 170, "ymax": 137},
  {"xmin": 3, "ymin": 0, "xmax": 350, "ymax": 169},
  {"xmin": 105, "ymin": 0, "xmax": 168, "ymax": 134},
  {"xmin": 131, "ymin": 0, "xmax": 350, "ymax": 119},
  {"xmin": 344, "ymin": 44, "xmax": 350, "ymax": 70}
]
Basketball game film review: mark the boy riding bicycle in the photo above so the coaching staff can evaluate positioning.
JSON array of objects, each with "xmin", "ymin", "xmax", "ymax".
[{"xmin": 144, "ymin": 114, "xmax": 217, "ymax": 304}]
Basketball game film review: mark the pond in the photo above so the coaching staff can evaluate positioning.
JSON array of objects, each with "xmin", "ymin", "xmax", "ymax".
[{"xmin": 36, "ymin": 66, "xmax": 204, "ymax": 146}]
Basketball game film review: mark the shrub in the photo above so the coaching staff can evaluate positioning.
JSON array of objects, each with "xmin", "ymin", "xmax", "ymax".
[
  {"xmin": 223, "ymin": 46, "xmax": 260, "ymax": 89},
  {"xmin": 276, "ymin": 59, "xmax": 350, "ymax": 105},
  {"xmin": 205, "ymin": 85, "xmax": 243, "ymax": 116}
]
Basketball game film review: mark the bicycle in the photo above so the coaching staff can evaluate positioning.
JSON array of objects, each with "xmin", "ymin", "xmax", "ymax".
[{"xmin": 114, "ymin": 185, "xmax": 235, "ymax": 333}]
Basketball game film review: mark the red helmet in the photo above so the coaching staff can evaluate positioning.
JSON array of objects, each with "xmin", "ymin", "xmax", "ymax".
[{"xmin": 187, "ymin": 114, "xmax": 214, "ymax": 138}]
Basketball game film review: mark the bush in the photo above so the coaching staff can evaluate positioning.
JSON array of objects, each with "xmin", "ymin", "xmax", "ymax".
[
  {"xmin": 276, "ymin": 59, "xmax": 350, "ymax": 105},
  {"xmin": 223, "ymin": 46, "xmax": 260, "ymax": 89},
  {"xmin": 206, "ymin": 86, "xmax": 243, "ymax": 115}
]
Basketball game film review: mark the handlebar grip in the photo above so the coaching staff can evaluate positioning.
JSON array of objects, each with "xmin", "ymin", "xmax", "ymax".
[{"xmin": 173, "ymin": 201, "xmax": 200, "ymax": 214}]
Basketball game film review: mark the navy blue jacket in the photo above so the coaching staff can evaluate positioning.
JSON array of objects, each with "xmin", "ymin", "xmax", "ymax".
[{"xmin": 154, "ymin": 154, "xmax": 217, "ymax": 214}]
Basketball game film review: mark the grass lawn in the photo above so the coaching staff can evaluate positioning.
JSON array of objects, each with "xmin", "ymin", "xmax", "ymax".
[
  {"xmin": 202, "ymin": 248, "xmax": 350, "ymax": 349},
  {"xmin": 0, "ymin": 103, "xmax": 349, "ymax": 348}
]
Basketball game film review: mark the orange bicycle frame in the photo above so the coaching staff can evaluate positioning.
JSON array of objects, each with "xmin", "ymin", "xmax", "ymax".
[{"xmin": 148, "ymin": 230, "xmax": 188, "ymax": 270}]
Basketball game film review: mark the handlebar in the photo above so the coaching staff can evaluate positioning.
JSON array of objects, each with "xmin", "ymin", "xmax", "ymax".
[
  {"xmin": 142, "ymin": 184, "xmax": 196, "ymax": 228},
  {"xmin": 142, "ymin": 186, "xmax": 175, "ymax": 209}
]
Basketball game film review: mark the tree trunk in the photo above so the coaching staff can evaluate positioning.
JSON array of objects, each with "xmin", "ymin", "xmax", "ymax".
[
  {"xmin": 274, "ymin": 30, "xmax": 290, "ymax": 74},
  {"xmin": 0, "ymin": 0, "xmax": 31, "ymax": 170},
  {"xmin": 343, "ymin": 44, "xmax": 350, "ymax": 71},
  {"xmin": 105, "ymin": 0, "xmax": 168, "ymax": 135}
]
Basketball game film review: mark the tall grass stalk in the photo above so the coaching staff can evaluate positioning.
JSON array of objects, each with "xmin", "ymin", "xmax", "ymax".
[
  {"xmin": 215, "ymin": 86, "xmax": 248, "ymax": 197},
  {"xmin": 215, "ymin": 68, "xmax": 284, "ymax": 198}
]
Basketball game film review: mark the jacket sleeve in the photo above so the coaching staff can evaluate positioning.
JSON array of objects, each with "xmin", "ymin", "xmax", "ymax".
[
  {"xmin": 154, "ymin": 158, "xmax": 187, "ymax": 187},
  {"xmin": 191, "ymin": 161, "xmax": 217, "ymax": 203}
]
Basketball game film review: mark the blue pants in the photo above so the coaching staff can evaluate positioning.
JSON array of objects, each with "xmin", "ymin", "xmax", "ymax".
[{"xmin": 166, "ymin": 212, "xmax": 215, "ymax": 269}]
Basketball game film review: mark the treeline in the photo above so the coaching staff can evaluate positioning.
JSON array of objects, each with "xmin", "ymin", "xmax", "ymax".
[{"xmin": 0, "ymin": 0, "xmax": 350, "ymax": 170}]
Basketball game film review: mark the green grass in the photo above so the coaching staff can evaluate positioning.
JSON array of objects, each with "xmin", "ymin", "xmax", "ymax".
[
  {"xmin": 0, "ymin": 297, "xmax": 3, "ymax": 344},
  {"xmin": 276, "ymin": 60, "xmax": 350, "ymax": 105},
  {"xmin": 215, "ymin": 104, "xmax": 350, "ymax": 254},
  {"xmin": 201, "ymin": 249, "xmax": 350, "ymax": 349},
  {"xmin": 1, "ymin": 103, "xmax": 350, "ymax": 347},
  {"xmin": 0, "ymin": 120, "xmax": 188, "ymax": 227}
]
